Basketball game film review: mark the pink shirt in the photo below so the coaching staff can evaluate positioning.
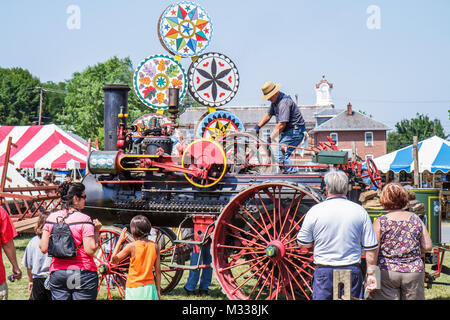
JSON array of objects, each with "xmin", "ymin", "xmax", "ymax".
[{"xmin": 44, "ymin": 209, "xmax": 97, "ymax": 273}]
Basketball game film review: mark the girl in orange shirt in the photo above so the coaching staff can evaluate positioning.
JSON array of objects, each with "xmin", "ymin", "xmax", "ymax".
[{"xmin": 111, "ymin": 215, "xmax": 161, "ymax": 300}]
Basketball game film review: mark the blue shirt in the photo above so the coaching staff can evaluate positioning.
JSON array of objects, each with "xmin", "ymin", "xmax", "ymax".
[
  {"xmin": 297, "ymin": 197, "xmax": 378, "ymax": 266},
  {"xmin": 268, "ymin": 92, "xmax": 305, "ymax": 128}
]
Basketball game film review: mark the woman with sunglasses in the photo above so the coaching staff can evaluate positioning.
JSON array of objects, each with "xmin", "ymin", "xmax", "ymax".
[{"xmin": 39, "ymin": 181, "xmax": 102, "ymax": 300}]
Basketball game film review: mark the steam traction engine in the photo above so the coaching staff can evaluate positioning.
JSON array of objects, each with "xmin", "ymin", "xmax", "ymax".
[
  {"xmin": 83, "ymin": 84, "xmax": 377, "ymax": 300},
  {"xmin": 82, "ymin": 1, "xmax": 379, "ymax": 300}
]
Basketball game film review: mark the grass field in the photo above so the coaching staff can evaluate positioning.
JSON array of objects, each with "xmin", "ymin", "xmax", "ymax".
[{"xmin": 2, "ymin": 234, "xmax": 449, "ymax": 300}]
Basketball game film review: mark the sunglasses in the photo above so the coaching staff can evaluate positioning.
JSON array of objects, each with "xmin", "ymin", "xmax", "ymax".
[{"xmin": 79, "ymin": 194, "xmax": 87, "ymax": 199}]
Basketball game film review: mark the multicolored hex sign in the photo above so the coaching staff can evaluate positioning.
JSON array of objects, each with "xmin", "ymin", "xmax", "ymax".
[
  {"xmin": 196, "ymin": 110, "xmax": 245, "ymax": 139},
  {"xmin": 158, "ymin": 1, "xmax": 212, "ymax": 58},
  {"xmin": 133, "ymin": 54, "xmax": 187, "ymax": 110},
  {"xmin": 188, "ymin": 52, "xmax": 239, "ymax": 107}
]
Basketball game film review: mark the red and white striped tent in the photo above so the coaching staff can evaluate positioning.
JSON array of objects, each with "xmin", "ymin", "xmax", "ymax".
[{"xmin": 0, "ymin": 124, "xmax": 90, "ymax": 170}]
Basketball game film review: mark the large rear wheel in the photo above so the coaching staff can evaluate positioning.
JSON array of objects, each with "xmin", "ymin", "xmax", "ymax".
[{"xmin": 212, "ymin": 182, "xmax": 323, "ymax": 300}]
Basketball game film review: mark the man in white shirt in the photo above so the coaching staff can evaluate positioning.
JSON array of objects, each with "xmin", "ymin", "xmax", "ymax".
[{"xmin": 297, "ymin": 169, "xmax": 378, "ymax": 300}]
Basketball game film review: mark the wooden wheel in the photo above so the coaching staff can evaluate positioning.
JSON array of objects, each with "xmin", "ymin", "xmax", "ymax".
[{"xmin": 212, "ymin": 182, "xmax": 323, "ymax": 300}]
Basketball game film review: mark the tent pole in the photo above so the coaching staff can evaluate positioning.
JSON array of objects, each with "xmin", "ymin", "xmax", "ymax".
[{"xmin": 413, "ymin": 136, "xmax": 419, "ymax": 188}]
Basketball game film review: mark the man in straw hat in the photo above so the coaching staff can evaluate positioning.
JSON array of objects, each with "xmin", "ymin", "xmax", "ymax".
[{"xmin": 254, "ymin": 81, "xmax": 306, "ymax": 173}]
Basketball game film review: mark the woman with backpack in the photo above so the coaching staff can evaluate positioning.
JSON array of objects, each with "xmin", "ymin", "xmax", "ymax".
[{"xmin": 39, "ymin": 181, "xmax": 103, "ymax": 300}]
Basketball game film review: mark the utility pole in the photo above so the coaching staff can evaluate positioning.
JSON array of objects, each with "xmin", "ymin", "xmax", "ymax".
[
  {"xmin": 38, "ymin": 87, "xmax": 43, "ymax": 125},
  {"xmin": 28, "ymin": 87, "xmax": 66, "ymax": 125}
]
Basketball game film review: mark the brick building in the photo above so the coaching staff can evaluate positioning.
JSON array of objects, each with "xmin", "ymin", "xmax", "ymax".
[{"xmin": 309, "ymin": 102, "xmax": 391, "ymax": 160}]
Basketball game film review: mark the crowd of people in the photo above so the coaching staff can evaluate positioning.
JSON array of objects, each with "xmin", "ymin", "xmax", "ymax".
[
  {"xmin": 0, "ymin": 170, "xmax": 434, "ymax": 300},
  {"xmin": 297, "ymin": 170, "xmax": 432, "ymax": 300}
]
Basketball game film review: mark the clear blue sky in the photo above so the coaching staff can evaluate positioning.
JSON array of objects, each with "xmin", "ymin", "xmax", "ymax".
[{"xmin": 1, "ymin": 0, "xmax": 449, "ymax": 135}]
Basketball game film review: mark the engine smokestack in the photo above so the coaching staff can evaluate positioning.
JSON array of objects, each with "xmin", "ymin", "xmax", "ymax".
[{"xmin": 103, "ymin": 84, "xmax": 130, "ymax": 151}]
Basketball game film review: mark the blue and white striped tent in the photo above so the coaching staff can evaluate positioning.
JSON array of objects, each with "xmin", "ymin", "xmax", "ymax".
[{"xmin": 373, "ymin": 136, "xmax": 450, "ymax": 173}]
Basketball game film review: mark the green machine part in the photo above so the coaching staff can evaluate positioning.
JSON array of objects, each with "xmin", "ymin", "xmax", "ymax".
[
  {"xmin": 312, "ymin": 150, "xmax": 348, "ymax": 165},
  {"xmin": 368, "ymin": 188, "xmax": 441, "ymax": 245},
  {"xmin": 411, "ymin": 188, "xmax": 441, "ymax": 245},
  {"xmin": 87, "ymin": 150, "xmax": 119, "ymax": 174}
]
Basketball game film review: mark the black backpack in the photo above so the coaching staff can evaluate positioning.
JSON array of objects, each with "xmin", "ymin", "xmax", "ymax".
[{"xmin": 47, "ymin": 211, "xmax": 93, "ymax": 258}]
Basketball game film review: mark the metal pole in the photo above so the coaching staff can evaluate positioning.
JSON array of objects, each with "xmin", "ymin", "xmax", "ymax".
[
  {"xmin": 352, "ymin": 141, "xmax": 356, "ymax": 161},
  {"xmin": 413, "ymin": 136, "xmax": 419, "ymax": 187}
]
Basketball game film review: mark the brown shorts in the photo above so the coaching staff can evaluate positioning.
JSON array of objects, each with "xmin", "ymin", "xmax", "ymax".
[{"xmin": 369, "ymin": 270, "xmax": 425, "ymax": 300}]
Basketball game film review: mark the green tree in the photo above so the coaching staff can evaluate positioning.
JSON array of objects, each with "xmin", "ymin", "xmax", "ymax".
[
  {"xmin": 61, "ymin": 56, "xmax": 147, "ymax": 148},
  {"xmin": 0, "ymin": 67, "xmax": 41, "ymax": 125},
  {"xmin": 41, "ymin": 81, "xmax": 67, "ymax": 125},
  {"xmin": 387, "ymin": 113, "xmax": 448, "ymax": 152}
]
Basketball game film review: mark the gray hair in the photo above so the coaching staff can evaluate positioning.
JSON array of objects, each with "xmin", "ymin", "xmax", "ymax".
[{"xmin": 324, "ymin": 169, "xmax": 348, "ymax": 195}]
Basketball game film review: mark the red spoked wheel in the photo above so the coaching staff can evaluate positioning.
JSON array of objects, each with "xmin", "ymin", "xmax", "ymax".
[
  {"xmin": 95, "ymin": 226, "xmax": 134, "ymax": 300},
  {"xmin": 95, "ymin": 226, "xmax": 186, "ymax": 299},
  {"xmin": 362, "ymin": 158, "xmax": 382, "ymax": 189},
  {"xmin": 212, "ymin": 182, "xmax": 323, "ymax": 300}
]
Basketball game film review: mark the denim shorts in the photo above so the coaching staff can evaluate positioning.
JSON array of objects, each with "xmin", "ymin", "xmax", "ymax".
[{"xmin": 49, "ymin": 269, "xmax": 98, "ymax": 300}]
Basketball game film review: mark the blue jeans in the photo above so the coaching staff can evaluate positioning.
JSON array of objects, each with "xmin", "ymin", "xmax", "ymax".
[
  {"xmin": 278, "ymin": 125, "xmax": 305, "ymax": 174},
  {"xmin": 49, "ymin": 269, "xmax": 98, "ymax": 300},
  {"xmin": 312, "ymin": 264, "xmax": 363, "ymax": 300},
  {"xmin": 184, "ymin": 245, "xmax": 212, "ymax": 292}
]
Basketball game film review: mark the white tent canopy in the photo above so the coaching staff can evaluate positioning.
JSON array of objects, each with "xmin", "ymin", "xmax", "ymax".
[
  {"xmin": 0, "ymin": 165, "xmax": 34, "ymax": 188},
  {"xmin": 373, "ymin": 136, "xmax": 450, "ymax": 173}
]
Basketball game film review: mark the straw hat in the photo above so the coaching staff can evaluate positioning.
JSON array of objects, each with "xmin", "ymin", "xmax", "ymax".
[{"xmin": 261, "ymin": 81, "xmax": 281, "ymax": 100}]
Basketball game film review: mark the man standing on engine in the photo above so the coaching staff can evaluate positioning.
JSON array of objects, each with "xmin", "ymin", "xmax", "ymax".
[{"xmin": 254, "ymin": 81, "xmax": 306, "ymax": 174}]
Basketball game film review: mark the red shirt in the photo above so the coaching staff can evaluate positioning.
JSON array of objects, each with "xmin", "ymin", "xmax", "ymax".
[{"xmin": 0, "ymin": 207, "xmax": 18, "ymax": 284}]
